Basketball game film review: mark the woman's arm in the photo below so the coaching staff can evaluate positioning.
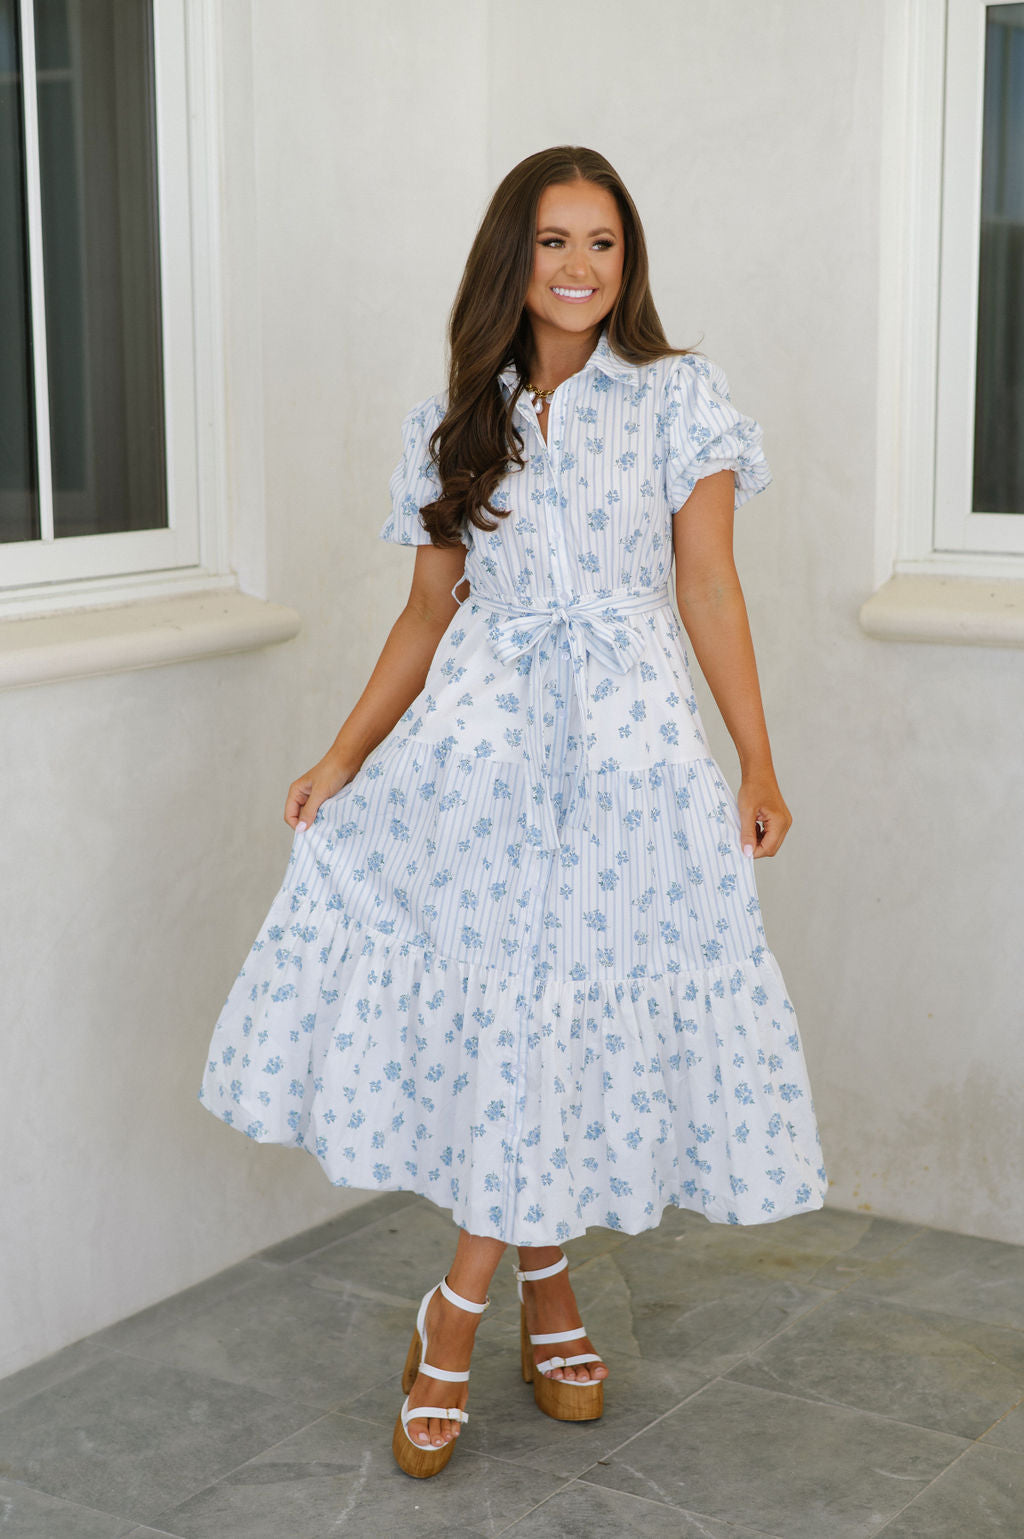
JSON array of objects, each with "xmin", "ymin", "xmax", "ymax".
[
  {"xmin": 671, "ymin": 469, "xmax": 791, "ymax": 859},
  {"xmin": 285, "ymin": 543, "xmax": 467, "ymax": 830}
]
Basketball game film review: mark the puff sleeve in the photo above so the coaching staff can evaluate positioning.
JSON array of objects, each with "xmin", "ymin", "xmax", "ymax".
[
  {"xmin": 379, "ymin": 393, "xmax": 468, "ymax": 548},
  {"xmin": 662, "ymin": 356, "xmax": 772, "ymax": 513}
]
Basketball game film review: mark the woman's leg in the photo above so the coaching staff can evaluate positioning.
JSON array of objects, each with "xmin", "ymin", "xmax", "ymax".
[
  {"xmin": 517, "ymin": 1244, "xmax": 609, "ymax": 1384},
  {"xmin": 404, "ymin": 1229, "xmax": 506, "ymax": 1448}
]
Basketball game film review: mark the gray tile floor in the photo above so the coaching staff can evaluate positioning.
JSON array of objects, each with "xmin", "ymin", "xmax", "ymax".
[{"xmin": 2, "ymin": 1194, "xmax": 1023, "ymax": 1538}]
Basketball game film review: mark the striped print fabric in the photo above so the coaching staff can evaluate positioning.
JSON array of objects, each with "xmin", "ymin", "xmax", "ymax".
[{"xmin": 198, "ymin": 330, "xmax": 828, "ymax": 1241}]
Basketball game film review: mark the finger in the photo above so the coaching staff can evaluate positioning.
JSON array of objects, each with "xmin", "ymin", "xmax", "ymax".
[
  {"xmin": 298, "ymin": 790, "xmax": 327, "ymax": 831},
  {"xmin": 284, "ymin": 781, "xmax": 311, "ymax": 829},
  {"xmin": 754, "ymin": 815, "xmax": 788, "ymax": 859},
  {"xmin": 740, "ymin": 816, "xmax": 759, "ymax": 860}
]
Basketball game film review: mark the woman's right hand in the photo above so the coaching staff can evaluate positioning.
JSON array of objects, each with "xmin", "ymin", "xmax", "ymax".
[{"xmin": 284, "ymin": 751, "xmax": 359, "ymax": 832}]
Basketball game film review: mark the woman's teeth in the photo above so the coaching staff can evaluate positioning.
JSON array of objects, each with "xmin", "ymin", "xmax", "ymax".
[{"xmin": 552, "ymin": 287, "xmax": 595, "ymax": 299}]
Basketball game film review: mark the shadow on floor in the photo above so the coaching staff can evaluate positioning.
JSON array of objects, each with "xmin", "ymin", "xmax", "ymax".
[{"xmin": 1, "ymin": 1195, "xmax": 1023, "ymax": 1537}]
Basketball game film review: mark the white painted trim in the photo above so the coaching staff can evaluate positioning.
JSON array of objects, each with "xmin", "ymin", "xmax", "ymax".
[
  {"xmin": 17, "ymin": 0, "xmax": 54, "ymax": 543},
  {"xmin": 859, "ymin": 574, "xmax": 1024, "ymax": 647},
  {"xmin": 151, "ymin": 0, "xmax": 201, "ymax": 568},
  {"xmin": 873, "ymin": 0, "xmax": 947, "ymax": 588},
  {"xmin": 865, "ymin": 0, "xmax": 1024, "ymax": 643},
  {"xmin": 0, "ymin": 565, "xmax": 240, "ymax": 618},
  {"xmin": 893, "ymin": 549, "xmax": 1024, "ymax": 580},
  {"xmin": 0, "ymin": 590, "xmax": 300, "ymax": 691},
  {"xmin": 933, "ymin": 0, "xmax": 985, "ymax": 551},
  {"xmin": 2, "ymin": 0, "xmax": 243, "ymax": 607},
  {"xmin": 182, "ymin": 0, "xmax": 230, "ymax": 578},
  {"xmin": 931, "ymin": 0, "xmax": 1024, "ymax": 552},
  {"xmin": 206, "ymin": 0, "xmax": 268, "ymax": 599}
]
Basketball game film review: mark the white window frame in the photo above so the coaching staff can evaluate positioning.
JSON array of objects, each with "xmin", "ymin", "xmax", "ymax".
[
  {"xmin": 936, "ymin": 0, "xmax": 1024, "ymax": 554},
  {"xmin": 873, "ymin": 0, "xmax": 1024, "ymax": 592},
  {"xmin": 1, "ymin": 0, "xmax": 232, "ymax": 616}
]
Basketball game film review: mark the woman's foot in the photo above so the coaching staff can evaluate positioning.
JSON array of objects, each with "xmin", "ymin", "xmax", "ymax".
[
  {"xmin": 517, "ymin": 1247, "xmax": 609, "ymax": 1385},
  {"xmin": 403, "ymin": 1280, "xmax": 485, "ymax": 1449}
]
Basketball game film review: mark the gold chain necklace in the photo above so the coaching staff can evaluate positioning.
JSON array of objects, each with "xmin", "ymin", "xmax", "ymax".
[{"xmin": 525, "ymin": 382, "xmax": 556, "ymax": 410}]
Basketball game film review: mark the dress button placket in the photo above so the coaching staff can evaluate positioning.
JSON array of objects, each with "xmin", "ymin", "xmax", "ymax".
[{"xmin": 544, "ymin": 384, "xmax": 572, "ymax": 602}]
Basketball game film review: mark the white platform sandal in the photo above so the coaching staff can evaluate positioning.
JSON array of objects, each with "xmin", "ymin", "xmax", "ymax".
[
  {"xmin": 515, "ymin": 1254, "xmax": 605, "ymax": 1421},
  {"xmin": 392, "ymin": 1274, "xmax": 490, "ymax": 1478}
]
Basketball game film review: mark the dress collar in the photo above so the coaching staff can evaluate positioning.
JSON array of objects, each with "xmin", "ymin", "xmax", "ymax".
[{"xmin": 497, "ymin": 330, "xmax": 644, "ymax": 396}]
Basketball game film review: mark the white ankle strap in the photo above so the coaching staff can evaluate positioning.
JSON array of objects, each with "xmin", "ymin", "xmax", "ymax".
[
  {"xmin": 513, "ymin": 1254, "xmax": 567, "ymax": 1285},
  {"xmin": 439, "ymin": 1274, "xmax": 489, "ymax": 1314}
]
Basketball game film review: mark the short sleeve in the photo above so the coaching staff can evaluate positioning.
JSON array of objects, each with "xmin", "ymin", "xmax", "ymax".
[
  {"xmin": 662, "ymin": 355, "xmax": 772, "ymax": 513},
  {"xmin": 379, "ymin": 393, "xmax": 468, "ymax": 547}
]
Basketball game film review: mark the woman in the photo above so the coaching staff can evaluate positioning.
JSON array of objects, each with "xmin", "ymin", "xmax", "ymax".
[{"xmin": 198, "ymin": 145, "xmax": 827, "ymax": 1479}]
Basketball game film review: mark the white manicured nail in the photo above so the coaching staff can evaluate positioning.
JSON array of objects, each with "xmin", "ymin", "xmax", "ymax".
[
  {"xmin": 296, "ymin": 821, "xmax": 307, "ymax": 833},
  {"xmin": 743, "ymin": 843, "xmax": 753, "ymax": 858}
]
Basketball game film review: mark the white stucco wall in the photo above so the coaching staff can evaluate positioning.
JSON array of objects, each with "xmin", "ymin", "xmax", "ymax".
[
  {"xmin": 0, "ymin": 0, "xmax": 490, "ymax": 1380},
  {"xmin": 3, "ymin": 0, "xmax": 1021, "ymax": 1379}
]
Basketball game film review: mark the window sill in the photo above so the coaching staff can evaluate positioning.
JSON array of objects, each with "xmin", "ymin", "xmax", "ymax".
[
  {"xmin": 859, "ymin": 574, "xmax": 1024, "ymax": 648},
  {"xmin": 0, "ymin": 588, "xmax": 301, "ymax": 691}
]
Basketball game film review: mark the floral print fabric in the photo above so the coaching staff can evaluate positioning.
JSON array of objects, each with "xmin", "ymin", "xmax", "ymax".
[{"xmin": 198, "ymin": 333, "xmax": 828, "ymax": 1243}]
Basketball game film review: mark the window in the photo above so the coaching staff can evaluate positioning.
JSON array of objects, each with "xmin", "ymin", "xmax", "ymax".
[
  {"xmin": 934, "ymin": 0, "xmax": 1024, "ymax": 557},
  {"xmin": 973, "ymin": 5, "xmax": 1024, "ymax": 515},
  {"xmin": 1, "ymin": 0, "xmax": 217, "ymax": 612},
  {"xmin": 862, "ymin": 0, "xmax": 1024, "ymax": 644}
]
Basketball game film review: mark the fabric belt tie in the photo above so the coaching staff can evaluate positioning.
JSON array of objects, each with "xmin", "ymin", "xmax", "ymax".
[{"xmin": 456, "ymin": 583, "xmax": 673, "ymax": 854}]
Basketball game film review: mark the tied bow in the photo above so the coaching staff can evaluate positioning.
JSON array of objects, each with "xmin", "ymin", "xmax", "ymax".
[
  {"xmin": 469, "ymin": 587, "xmax": 671, "ymax": 853},
  {"xmin": 488, "ymin": 604, "xmax": 648, "ymax": 675}
]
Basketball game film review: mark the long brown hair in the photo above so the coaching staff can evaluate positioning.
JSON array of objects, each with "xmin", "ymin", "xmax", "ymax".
[{"xmin": 420, "ymin": 146, "xmax": 690, "ymax": 546}]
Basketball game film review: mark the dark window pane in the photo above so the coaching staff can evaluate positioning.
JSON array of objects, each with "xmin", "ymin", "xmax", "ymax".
[
  {"xmin": 974, "ymin": 4, "xmax": 1024, "ymax": 513},
  {"xmin": 0, "ymin": 0, "xmax": 40, "ymax": 544},
  {"xmin": 35, "ymin": 0, "xmax": 167, "ymax": 538}
]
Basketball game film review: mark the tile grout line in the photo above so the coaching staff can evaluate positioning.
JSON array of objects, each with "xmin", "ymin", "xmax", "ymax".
[
  {"xmin": 811, "ymin": 1224, "xmax": 1024, "ymax": 1338},
  {"xmin": 815, "ymin": 1280, "xmax": 1024, "ymax": 1338},
  {"xmin": 0, "ymin": 1475, "xmax": 151, "ymax": 1537},
  {"xmin": 979, "ymin": 1390, "xmax": 1024, "ymax": 1437},
  {"xmin": 482, "ymin": 1372, "xmax": 722, "ymax": 1482},
  {"xmin": 97, "ymin": 1339, "xmax": 353, "ymax": 1419},
  {"xmin": 135, "ymin": 1405, "xmax": 354, "ymax": 1532},
  {"xmin": 687, "ymin": 1371, "xmax": 985, "ymax": 1447},
  {"xmin": 5, "ymin": 1209, "xmax": 1023, "ymax": 1538},
  {"xmin": 0, "ymin": 1261, "xmax": 277, "ymax": 1401},
  {"xmin": 0, "ymin": 1344, "xmax": 122, "ymax": 1421},
  {"xmin": 494, "ymin": 1471, "xmax": 787, "ymax": 1539},
  {"xmin": 861, "ymin": 1434, "xmax": 994, "ymax": 1539},
  {"xmin": 713, "ymin": 1296, "xmax": 1024, "ymax": 1440}
]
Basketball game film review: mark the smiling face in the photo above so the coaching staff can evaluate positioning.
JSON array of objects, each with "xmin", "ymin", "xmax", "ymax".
[{"xmin": 522, "ymin": 179, "xmax": 625, "ymax": 359}]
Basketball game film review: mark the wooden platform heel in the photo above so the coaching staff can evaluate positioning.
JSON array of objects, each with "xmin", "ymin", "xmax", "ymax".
[
  {"xmin": 515, "ymin": 1254, "xmax": 605, "ymax": 1421},
  {"xmin": 392, "ymin": 1274, "xmax": 490, "ymax": 1478}
]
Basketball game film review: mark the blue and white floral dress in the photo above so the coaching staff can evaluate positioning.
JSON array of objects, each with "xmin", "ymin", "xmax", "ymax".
[{"xmin": 198, "ymin": 331, "xmax": 828, "ymax": 1244}]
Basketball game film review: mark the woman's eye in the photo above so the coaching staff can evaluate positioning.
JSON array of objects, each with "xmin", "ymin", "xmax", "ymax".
[{"xmin": 538, "ymin": 237, "xmax": 615, "ymax": 251}]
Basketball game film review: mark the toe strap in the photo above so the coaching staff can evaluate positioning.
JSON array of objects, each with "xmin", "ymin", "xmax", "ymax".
[
  {"xmin": 535, "ymin": 1351, "xmax": 603, "ymax": 1376},
  {"xmin": 402, "ymin": 1401, "xmax": 469, "ymax": 1427}
]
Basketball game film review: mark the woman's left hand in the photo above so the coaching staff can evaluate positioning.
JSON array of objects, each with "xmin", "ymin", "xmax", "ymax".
[{"xmin": 738, "ymin": 774, "xmax": 792, "ymax": 860}]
